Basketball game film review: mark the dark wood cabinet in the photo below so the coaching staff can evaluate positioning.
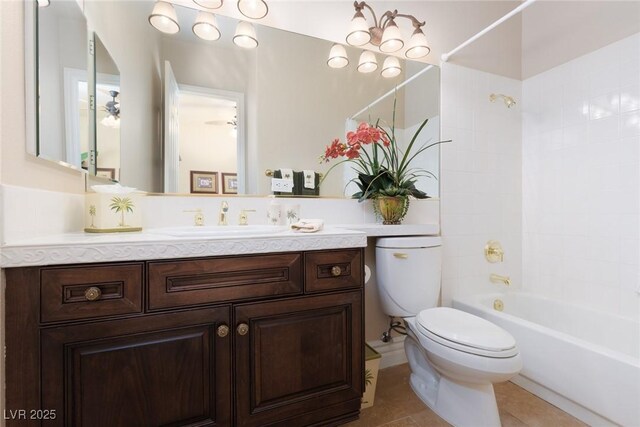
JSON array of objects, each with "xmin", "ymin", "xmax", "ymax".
[
  {"xmin": 40, "ymin": 307, "xmax": 232, "ymax": 427},
  {"xmin": 235, "ymin": 292, "xmax": 363, "ymax": 427},
  {"xmin": 5, "ymin": 249, "xmax": 364, "ymax": 427}
]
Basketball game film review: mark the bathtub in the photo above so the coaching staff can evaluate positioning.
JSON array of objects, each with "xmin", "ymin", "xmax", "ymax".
[{"xmin": 453, "ymin": 292, "xmax": 640, "ymax": 427}]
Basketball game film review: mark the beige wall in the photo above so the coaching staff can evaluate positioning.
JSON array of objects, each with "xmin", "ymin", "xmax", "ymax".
[
  {"xmin": 178, "ymin": 115, "xmax": 237, "ymax": 194},
  {"xmin": 0, "ymin": 1, "xmax": 85, "ymax": 193}
]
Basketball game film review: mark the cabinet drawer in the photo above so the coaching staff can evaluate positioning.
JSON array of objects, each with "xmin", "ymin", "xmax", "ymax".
[
  {"xmin": 304, "ymin": 249, "xmax": 363, "ymax": 293},
  {"xmin": 40, "ymin": 264, "xmax": 143, "ymax": 323},
  {"xmin": 148, "ymin": 253, "xmax": 302, "ymax": 310}
]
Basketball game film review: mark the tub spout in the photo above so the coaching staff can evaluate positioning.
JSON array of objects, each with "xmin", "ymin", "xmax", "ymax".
[{"xmin": 490, "ymin": 273, "xmax": 511, "ymax": 286}]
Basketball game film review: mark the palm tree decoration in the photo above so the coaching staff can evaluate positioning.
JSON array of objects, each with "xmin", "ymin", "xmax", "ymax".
[
  {"xmin": 109, "ymin": 196, "xmax": 135, "ymax": 227},
  {"xmin": 88, "ymin": 205, "xmax": 97, "ymax": 228}
]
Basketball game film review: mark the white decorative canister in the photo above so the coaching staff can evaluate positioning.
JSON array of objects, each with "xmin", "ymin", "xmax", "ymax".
[{"xmin": 84, "ymin": 184, "xmax": 144, "ymax": 233}]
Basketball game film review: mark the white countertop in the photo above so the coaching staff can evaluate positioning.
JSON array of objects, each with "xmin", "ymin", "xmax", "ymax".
[{"xmin": 0, "ymin": 223, "xmax": 438, "ymax": 268}]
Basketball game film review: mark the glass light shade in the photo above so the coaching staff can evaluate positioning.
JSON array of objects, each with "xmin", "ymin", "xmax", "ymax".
[
  {"xmin": 357, "ymin": 51, "xmax": 378, "ymax": 73},
  {"xmin": 327, "ymin": 44, "xmax": 349, "ymax": 69},
  {"xmin": 381, "ymin": 56, "xmax": 401, "ymax": 78},
  {"xmin": 379, "ymin": 20, "xmax": 404, "ymax": 53},
  {"xmin": 192, "ymin": 11, "xmax": 221, "ymax": 41},
  {"xmin": 233, "ymin": 21, "xmax": 258, "ymax": 49},
  {"xmin": 405, "ymin": 28, "xmax": 431, "ymax": 59},
  {"xmin": 237, "ymin": 0, "xmax": 269, "ymax": 19},
  {"xmin": 193, "ymin": 0, "xmax": 223, "ymax": 9},
  {"xmin": 346, "ymin": 15, "xmax": 371, "ymax": 46},
  {"xmin": 149, "ymin": 1, "xmax": 180, "ymax": 34}
]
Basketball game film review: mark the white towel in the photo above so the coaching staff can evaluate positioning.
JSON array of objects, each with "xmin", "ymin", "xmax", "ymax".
[
  {"xmin": 303, "ymin": 170, "xmax": 315, "ymax": 189},
  {"xmin": 291, "ymin": 219, "xmax": 324, "ymax": 233},
  {"xmin": 280, "ymin": 168, "xmax": 294, "ymax": 182}
]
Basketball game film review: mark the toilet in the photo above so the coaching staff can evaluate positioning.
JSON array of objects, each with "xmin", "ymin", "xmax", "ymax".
[{"xmin": 375, "ymin": 236, "xmax": 522, "ymax": 427}]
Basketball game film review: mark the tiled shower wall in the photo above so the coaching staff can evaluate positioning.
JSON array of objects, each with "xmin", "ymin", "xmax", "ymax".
[
  {"xmin": 522, "ymin": 33, "xmax": 640, "ymax": 319},
  {"xmin": 440, "ymin": 63, "xmax": 523, "ymax": 305}
]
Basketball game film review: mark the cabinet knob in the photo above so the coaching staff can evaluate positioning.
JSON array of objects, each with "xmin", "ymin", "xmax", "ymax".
[
  {"xmin": 237, "ymin": 323, "xmax": 249, "ymax": 336},
  {"xmin": 330, "ymin": 266, "xmax": 342, "ymax": 277},
  {"xmin": 217, "ymin": 324, "xmax": 230, "ymax": 338},
  {"xmin": 84, "ymin": 286, "xmax": 102, "ymax": 301}
]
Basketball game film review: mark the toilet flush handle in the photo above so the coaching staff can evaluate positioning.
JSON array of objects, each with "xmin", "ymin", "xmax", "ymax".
[{"xmin": 393, "ymin": 253, "xmax": 408, "ymax": 259}]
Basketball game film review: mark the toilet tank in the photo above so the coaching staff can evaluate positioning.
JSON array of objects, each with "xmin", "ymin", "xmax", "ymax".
[{"xmin": 375, "ymin": 236, "xmax": 442, "ymax": 318}]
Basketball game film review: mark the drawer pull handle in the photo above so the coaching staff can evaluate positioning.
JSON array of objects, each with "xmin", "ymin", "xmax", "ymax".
[
  {"xmin": 84, "ymin": 287, "xmax": 102, "ymax": 301},
  {"xmin": 237, "ymin": 323, "xmax": 249, "ymax": 336},
  {"xmin": 217, "ymin": 325, "xmax": 230, "ymax": 338},
  {"xmin": 331, "ymin": 266, "xmax": 342, "ymax": 276},
  {"xmin": 393, "ymin": 253, "xmax": 409, "ymax": 259}
]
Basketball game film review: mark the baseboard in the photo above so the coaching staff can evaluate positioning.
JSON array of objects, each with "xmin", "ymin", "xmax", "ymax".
[
  {"xmin": 368, "ymin": 337, "xmax": 407, "ymax": 369},
  {"xmin": 511, "ymin": 375, "xmax": 617, "ymax": 427}
]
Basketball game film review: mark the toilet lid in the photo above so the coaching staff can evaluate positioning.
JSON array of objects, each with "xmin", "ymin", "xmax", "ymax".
[{"xmin": 416, "ymin": 308, "xmax": 516, "ymax": 354}]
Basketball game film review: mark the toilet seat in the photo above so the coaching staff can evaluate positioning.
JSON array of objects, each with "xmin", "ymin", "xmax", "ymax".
[{"xmin": 415, "ymin": 308, "xmax": 518, "ymax": 358}]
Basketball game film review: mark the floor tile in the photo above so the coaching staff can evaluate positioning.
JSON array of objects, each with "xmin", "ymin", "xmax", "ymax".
[{"xmin": 346, "ymin": 364, "xmax": 586, "ymax": 427}]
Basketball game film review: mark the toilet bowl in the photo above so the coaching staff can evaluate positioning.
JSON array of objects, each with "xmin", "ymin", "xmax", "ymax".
[{"xmin": 375, "ymin": 237, "xmax": 522, "ymax": 427}]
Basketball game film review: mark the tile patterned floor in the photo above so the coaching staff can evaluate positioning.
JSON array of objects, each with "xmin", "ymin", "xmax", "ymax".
[{"xmin": 346, "ymin": 364, "xmax": 586, "ymax": 427}]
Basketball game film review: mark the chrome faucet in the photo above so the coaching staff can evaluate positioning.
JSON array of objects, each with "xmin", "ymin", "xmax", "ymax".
[
  {"xmin": 490, "ymin": 274, "xmax": 511, "ymax": 286},
  {"xmin": 218, "ymin": 201, "xmax": 229, "ymax": 225}
]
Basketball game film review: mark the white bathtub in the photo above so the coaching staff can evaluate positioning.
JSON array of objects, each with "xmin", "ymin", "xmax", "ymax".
[{"xmin": 453, "ymin": 292, "xmax": 640, "ymax": 427}]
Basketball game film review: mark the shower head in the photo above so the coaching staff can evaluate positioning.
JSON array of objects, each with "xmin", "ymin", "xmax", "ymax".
[{"xmin": 489, "ymin": 93, "xmax": 516, "ymax": 108}]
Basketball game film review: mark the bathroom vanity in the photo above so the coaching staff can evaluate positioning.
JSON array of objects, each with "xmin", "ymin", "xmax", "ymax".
[{"xmin": 4, "ymin": 244, "xmax": 365, "ymax": 426}]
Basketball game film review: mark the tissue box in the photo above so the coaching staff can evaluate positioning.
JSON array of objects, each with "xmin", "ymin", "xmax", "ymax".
[{"xmin": 84, "ymin": 192, "xmax": 143, "ymax": 233}]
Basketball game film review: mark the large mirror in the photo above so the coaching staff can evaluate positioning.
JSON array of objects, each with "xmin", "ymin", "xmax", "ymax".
[
  {"xmin": 35, "ymin": 0, "xmax": 89, "ymax": 170},
  {"xmin": 33, "ymin": 0, "xmax": 441, "ymax": 197}
]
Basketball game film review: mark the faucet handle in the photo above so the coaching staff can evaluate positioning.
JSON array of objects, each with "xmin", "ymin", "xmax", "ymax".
[
  {"xmin": 183, "ymin": 209, "xmax": 205, "ymax": 226},
  {"xmin": 239, "ymin": 209, "xmax": 256, "ymax": 226},
  {"xmin": 484, "ymin": 240, "xmax": 504, "ymax": 263}
]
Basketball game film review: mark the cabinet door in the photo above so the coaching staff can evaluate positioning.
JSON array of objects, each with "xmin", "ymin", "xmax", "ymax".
[
  {"xmin": 41, "ymin": 307, "xmax": 232, "ymax": 427},
  {"xmin": 235, "ymin": 291, "xmax": 363, "ymax": 427}
]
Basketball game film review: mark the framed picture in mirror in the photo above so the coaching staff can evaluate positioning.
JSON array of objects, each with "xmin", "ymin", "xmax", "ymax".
[
  {"xmin": 222, "ymin": 173, "xmax": 238, "ymax": 194},
  {"xmin": 96, "ymin": 168, "xmax": 116, "ymax": 180},
  {"xmin": 190, "ymin": 171, "xmax": 218, "ymax": 194}
]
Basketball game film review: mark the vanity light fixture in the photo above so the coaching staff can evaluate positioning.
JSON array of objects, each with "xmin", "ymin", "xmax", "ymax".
[
  {"xmin": 327, "ymin": 44, "xmax": 349, "ymax": 69},
  {"xmin": 193, "ymin": 0, "xmax": 268, "ymax": 18},
  {"xmin": 193, "ymin": 0, "xmax": 223, "ymax": 9},
  {"xmin": 357, "ymin": 51, "xmax": 378, "ymax": 73},
  {"xmin": 233, "ymin": 21, "xmax": 258, "ymax": 49},
  {"xmin": 346, "ymin": 1, "xmax": 430, "ymax": 59},
  {"xmin": 237, "ymin": 0, "xmax": 269, "ymax": 20},
  {"xmin": 192, "ymin": 11, "xmax": 221, "ymax": 41},
  {"xmin": 149, "ymin": 2, "xmax": 263, "ymax": 48},
  {"xmin": 381, "ymin": 56, "xmax": 401, "ymax": 78},
  {"xmin": 149, "ymin": 1, "xmax": 180, "ymax": 34}
]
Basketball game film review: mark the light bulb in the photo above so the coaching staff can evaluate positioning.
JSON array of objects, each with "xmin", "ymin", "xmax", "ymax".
[
  {"xmin": 192, "ymin": 11, "xmax": 220, "ymax": 41},
  {"xmin": 148, "ymin": 1, "xmax": 180, "ymax": 35},
  {"xmin": 379, "ymin": 20, "xmax": 404, "ymax": 53},
  {"xmin": 193, "ymin": 0, "xmax": 223, "ymax": 9},
  {"xmin": 237, "ymin": 0, "xmax": 269, "ymax": 19},
  {"xmin": 357, "ymin": 51, "xmax": 378, "ymax": 73},
  {"xmin": 233, "ymin": 21, "xmax": 258, "ymax": 49},
  {"xmin": 405, "ymin": 27, "xmax": 430, "ymax": 59},
  {"xmin": 381, "ymin": 56, "xmax": 401, "ymax": 78},
  {"xmin": 327, "ymin": 44, "xmax": 349, "ymax": 69},
  {"xmin": 346, "ymin": 13, "xmax": 371, "ymax": 46}
]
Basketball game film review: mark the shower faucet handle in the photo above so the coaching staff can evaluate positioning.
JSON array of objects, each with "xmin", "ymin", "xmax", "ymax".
[{"xmin": 484, "ymin": 240, "xmax": 504, "ymax": 263}]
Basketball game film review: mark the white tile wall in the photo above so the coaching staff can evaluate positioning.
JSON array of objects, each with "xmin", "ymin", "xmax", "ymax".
[
  {"xmin": 440, "ymin": 63, "xmax": 523, "ymax": 306},
  {"xmin": 522, "ymin": 33, "xmax": 640, "ymax": 320}
]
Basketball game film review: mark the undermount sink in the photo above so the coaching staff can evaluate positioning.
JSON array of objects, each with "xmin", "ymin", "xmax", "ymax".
[{"xmin": 148, "ymin": 225, "xmax": 289, "ymax": 238}]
